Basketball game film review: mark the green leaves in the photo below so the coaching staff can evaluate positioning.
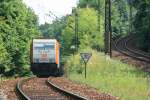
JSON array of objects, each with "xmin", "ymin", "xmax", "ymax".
[
  {"xmin": 61, "ymin": 7, "xmax": 104, "ymax": 54},
  {"xmin": 133, "ymin": 0, "xmax": 150, "ymax": 51},
  {"xmin": 39, "ymin": 17, "xmax": 67, "ymax": 40},
  {"xmin": 0, "ymin": 0, "xmax": 40, "ymax": 76}
]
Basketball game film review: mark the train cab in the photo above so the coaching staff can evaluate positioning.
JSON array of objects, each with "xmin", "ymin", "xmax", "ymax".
[{"xmin": 30, "ymin": 39, "xmax": 61, "ymax": 76}]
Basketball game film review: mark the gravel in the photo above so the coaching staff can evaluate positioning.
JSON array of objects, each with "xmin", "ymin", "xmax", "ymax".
[
  {"xmin": 0, "ymin": 90, "xmax": 7, "ymax": 100},
  {"xmin": 112, "ymin": 50, "xmax": 150, "ymax": 71},
  {"xmin": 22, "ymin": 77, "xmax": 71, "ymax": 100},
  {"xmin": 49, "ymin": 77, "xmax": 118, "ymax": 100},
  {"xmin": 0, "ymin": 78, "xmax": 21, "ymax": 100}
]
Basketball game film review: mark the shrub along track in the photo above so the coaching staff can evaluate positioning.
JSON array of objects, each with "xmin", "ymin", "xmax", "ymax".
[
  {"xmin": 16, "ymin": 77, "xmax": 87, "ymax": 100},
  {"xmin": 114, "ymin": 36, "xmax": 150, "ymax": 71}
]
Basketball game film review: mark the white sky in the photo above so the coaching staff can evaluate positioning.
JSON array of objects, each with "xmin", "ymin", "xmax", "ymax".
[{"xmin": 23, "ymin": 0, "xmax": 78, "ymax": 24}]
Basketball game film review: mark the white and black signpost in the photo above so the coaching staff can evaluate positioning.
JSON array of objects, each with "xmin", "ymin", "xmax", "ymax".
[{"xmin": 80, "ymin": 53, "xmax": 92, "ymax": 78}]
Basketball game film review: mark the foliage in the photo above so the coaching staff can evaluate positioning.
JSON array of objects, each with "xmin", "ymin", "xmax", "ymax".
[
  {"xmin": 111, "ymin": 0, "xmax": 129, "ymax": 38},
  {"xmin": 0, "ymin": 0, "xmax": 40, "ymax": 76},
  {"xmin": 132, "ymin": 0, "xmax": 150, "ymax": 52},
  {"xmin": 78, "ymin": 0, "xmax": 130, "ymax": 38},
  {"xmin": 39, "ymin": 16, "xmax": 67, "ymax": 40},
  {"xmin": 66, "ymin": 48, "xmax": 150, "ymax": 100},
  {"xmin": 0, "ymin": 34, "xmax": 10, "ymax": 73},
  {"xmin": 78, "ymin": 0, "xmax": 150, "ymax": 51},
  {"xmin": 62, "ymin": 8, "xmax": 104, "ymax": 54},
  {"xmin": 78, "ymin": 0, "xmax": 105, "ymax": 11}
]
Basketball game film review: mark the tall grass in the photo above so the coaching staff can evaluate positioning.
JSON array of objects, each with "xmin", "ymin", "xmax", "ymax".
[{"xmin": 65, "ymin": 48, "xmax": 150, "ymax": 100}]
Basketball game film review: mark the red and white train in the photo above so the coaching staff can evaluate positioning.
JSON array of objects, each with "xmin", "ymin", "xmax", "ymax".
[{"xmin": 30, "ymin": 39, "xmax": 62, "ymax": 76}]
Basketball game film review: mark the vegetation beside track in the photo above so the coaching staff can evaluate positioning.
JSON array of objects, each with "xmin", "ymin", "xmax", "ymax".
[
  {"xmin": 0, "ymin": 0, "xmax": 40, "ymax": 76},
  {"xmin": 0, "ymin": 77, "xmax": 16, "ymax": 83},
  {"xmin": 65, "ymin": 48, "xmax": 150, "ymax": 100}
]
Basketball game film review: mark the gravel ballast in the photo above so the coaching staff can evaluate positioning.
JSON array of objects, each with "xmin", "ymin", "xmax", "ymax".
[
  {"xmin": 49, "ymin": 77, "xmax": 118, "ymax": 100},
  {"xmin": 0, "ymin": 78, "xmax": 21, "ymax": 100}
]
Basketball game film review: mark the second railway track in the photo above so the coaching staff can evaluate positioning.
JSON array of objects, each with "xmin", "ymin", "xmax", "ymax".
[
  {"xmin": 16, "ymin": 77, "xmax": 87, "ymax": 100},
  {"xmin": 115, "ymin": 36, "xmax": 150, "ymax": 63}
]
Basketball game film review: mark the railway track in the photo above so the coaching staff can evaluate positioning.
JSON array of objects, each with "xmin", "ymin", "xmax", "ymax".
[
  {"xmin": 114, "ymin": 36, "xmax": 150, "ymax": 63},
  {"xmin": 16, "ymin": 77, "xmax": 87, "ymax": 100},
  {"xmin": 126, "ymin": 38, "xmax": 150, "ymax": 59}
]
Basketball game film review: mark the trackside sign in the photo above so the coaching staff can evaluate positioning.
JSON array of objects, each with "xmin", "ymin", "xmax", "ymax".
[
  {"xmin": 80, "ymin": 53, "xmax": 92, "ymax": 78},
  {"xmin": 80, "ymin": 53, "xmax": 92, "ymax": 63}
]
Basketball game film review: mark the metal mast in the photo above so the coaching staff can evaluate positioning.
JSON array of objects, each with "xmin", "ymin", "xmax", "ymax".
[
  {"xmin": 105, "ymin": 0, "xmax": 112, "ymax": 57},
  {"xmin": 75, "ymin": 8, "xmax": 79, "ymax": 51},
  {"xmin": 98, "ymin": 0, "xmax": 101, "ymax": 32},
  {"xmin": 129, "ymin": 1, "xmax": 133, "ymax": 33}
]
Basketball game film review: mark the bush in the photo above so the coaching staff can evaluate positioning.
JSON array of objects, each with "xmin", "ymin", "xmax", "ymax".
[{"xmin": 65, "ymin": 54, "xmax": 84, "ymax": 74}]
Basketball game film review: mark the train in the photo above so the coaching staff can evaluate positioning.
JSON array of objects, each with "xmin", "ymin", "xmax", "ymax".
[{"xmin": 30, "ymin": 39, "xmax": 63, "ymax": 76}]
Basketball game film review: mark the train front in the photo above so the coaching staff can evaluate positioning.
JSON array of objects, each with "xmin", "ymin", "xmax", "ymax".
[{"xmin": 30, "ymin": 39, "xmax": 60, "ymax": 76}]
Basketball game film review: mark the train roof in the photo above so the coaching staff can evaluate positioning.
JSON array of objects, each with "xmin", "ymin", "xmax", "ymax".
[{"xmin": 33, "ymin": 39, "xmax": 57, "ymax": 43}]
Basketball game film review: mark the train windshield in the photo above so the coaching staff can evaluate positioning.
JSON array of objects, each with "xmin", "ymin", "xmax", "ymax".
[{"xmin": 33, "ymin": 42, "xmax": 56, "ymax": 63}]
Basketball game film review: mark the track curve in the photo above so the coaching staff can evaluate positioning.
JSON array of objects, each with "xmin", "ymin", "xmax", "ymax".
[
  {"xmin": 115, "ymin": 36, "xmax": 150, "ymax": 63},
  {"xmin": 126, "ymin": 38, "xmax": 150, "ymax": 59},
  {"xmin": 16, "ymin": 77, "xmax": 87, "ymax": 100}
]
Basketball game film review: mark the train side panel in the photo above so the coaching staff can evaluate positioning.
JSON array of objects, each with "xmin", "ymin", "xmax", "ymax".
[{"xmin": 56, "ymin": 41, "xmax": 60, "ymax": 68}]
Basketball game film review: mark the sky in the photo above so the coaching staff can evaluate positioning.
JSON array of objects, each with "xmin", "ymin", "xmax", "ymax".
[{"xmin": 23, "ymin": 0, "xmax": 78, "ymax": 24}]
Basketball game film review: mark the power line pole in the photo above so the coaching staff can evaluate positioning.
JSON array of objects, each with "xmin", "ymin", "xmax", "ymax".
[
  {"xmin": 86, "ymin": 0, "xmax": 89, "ymax": 8},
  {"xmin": 129, "ymin": 1, "xmax": 133, "ymax": 33},
  {"xmin": 98, "ymin": 0, "xmax": 101, "ymax": 32},
  {"xmin": 75, "ymin": 8, "xmax": 79, "ymax": 51},
  {"xmin": 105, "ymin": 0, "xmax": 112, "ymax": 57},
  {"xmin": 119, "ymin": 4, "xmax": 122, "ymax": 35}
]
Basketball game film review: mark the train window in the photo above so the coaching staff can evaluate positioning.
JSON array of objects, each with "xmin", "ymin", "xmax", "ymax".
[{"xmin": 34, "ymin": 59, "xmax": 39, "ymax": 63}]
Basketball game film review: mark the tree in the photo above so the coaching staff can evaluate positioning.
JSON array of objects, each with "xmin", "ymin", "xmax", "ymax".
[
  {"xmin": 133, "ymin": 0, "xmax": 150, "ymax": 52},
  {"xmin": 78, "ymin": 0, "xmax": 130, "ymax": 38},
  {"xmin": 62, "ymin": 8, "xmax": 104, "ymax": 54},
  {"xmin": 39, "ymin": 16, "xmax": 67, "ymax": 41},
  {"xmin": 0, "ymin": 0, "xmax": 40, "ymax": 76}
]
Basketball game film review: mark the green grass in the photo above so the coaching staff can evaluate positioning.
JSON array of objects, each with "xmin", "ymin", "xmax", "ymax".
[{"xmin": 65, "ymin": 48, "xmax": 150, "ymax": 100}]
